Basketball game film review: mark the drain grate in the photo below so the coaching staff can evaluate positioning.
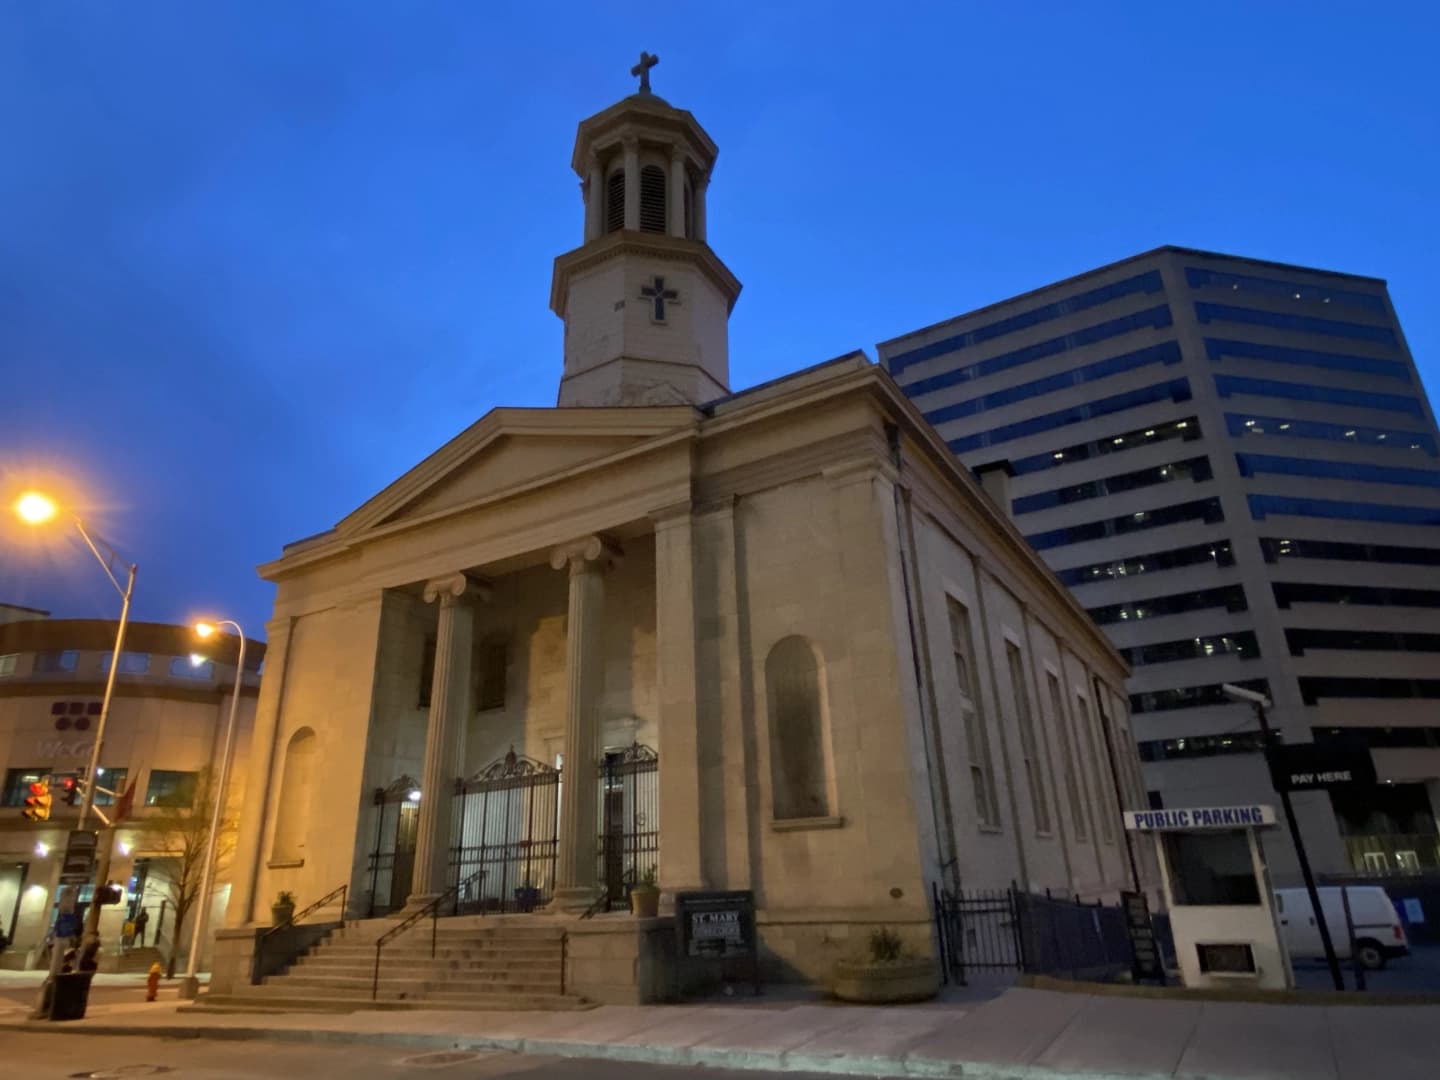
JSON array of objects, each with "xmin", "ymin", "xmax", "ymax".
[
  {"xmin": 396, "ymin": 1050, "xmax": 492, "ymax": 1069},
  {"xmin": 69, "ymin": 1068, "xmax": 174, "ymax": 1079}
]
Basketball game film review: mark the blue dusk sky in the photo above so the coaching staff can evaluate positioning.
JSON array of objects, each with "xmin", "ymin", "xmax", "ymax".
[{"xmin": 2, "ymin": 2, "xmax": 1437, "ymax": 641}]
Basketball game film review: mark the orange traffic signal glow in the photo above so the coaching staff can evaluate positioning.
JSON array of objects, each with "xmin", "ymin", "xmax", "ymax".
[{"xmin": 23, "ymin": 780, "xmax": 53, "ymax": 821}]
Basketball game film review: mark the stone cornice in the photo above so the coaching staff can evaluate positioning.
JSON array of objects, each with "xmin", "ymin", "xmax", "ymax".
[
  {"xmin": 570, "ymin": 97, "xmax": 718, "ymax": 176},
  {"xmin": 550, "ymin": 231, "xmax": 742, "ymax": 317}
]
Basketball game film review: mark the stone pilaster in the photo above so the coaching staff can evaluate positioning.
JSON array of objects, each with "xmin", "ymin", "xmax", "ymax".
[
  {"xmin": 406, "ymin": 572, "xmax": 482, "ymax": 906},
  {"xmin": 652, "ymin": 503, "xmax": 705, "ymax": 903},
  {"xmin": 622, "ymin": 137, "xmax": 640, "ymax": 231},
  {"xmin": 585, "ymin": 152, "xmax": 602, "ymax": 242},
  {"xmin": 668, "ymin": 147, "xmax": 686, "ymax": 238},
  {"xmin": 550, "ymin": 535, "xmax": 620, "ymax": 913}
]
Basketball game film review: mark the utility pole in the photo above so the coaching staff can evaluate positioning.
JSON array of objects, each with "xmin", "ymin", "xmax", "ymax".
[{"xmin": 1224, "ymin": 684, "xmax": 1344, "ymax": 991}]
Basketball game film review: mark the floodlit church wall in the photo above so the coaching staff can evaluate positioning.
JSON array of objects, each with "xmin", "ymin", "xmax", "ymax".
[
  {"xmin": 735, "ymin": 476, "xmax": 928, "ymax": 919},
  {"xmin": 244, "ymin": 598, "xmax": 384, "ymax": 923}
]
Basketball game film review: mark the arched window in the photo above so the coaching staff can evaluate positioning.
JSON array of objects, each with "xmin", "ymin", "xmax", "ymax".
[
  {"xmin": 605, "ymin": 170, "xmax": 625, "ymax": 233},
  {"xmin": 270, "ymin": 727, "xmax": 317, "ymax": 863},
  {"xmin": 639, "ymin": 165, "xmax": 666, "ymax": 233},
  {"xmin": 765, "ymin": 636, "xmax": 833, "ymax": 819}
]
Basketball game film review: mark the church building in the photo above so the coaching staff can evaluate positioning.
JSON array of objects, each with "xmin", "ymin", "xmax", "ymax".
[{"xmin": 219, "ymin": 57, "xmax": 1146, "ymax": 1001}]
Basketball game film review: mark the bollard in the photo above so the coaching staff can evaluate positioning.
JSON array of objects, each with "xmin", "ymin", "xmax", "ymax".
[{"xmin": 146, "ymin": 962, "xmax": 162, "ymax": 1002}]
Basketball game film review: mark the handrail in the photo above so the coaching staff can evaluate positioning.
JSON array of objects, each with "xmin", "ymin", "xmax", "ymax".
[
  {"xmin": 255, "ymin": 882, "xmax": 348, "ymax": 984},
  {"xmin": 372, "ymin": 867, "xmax": 485, "ymax": 1000}
]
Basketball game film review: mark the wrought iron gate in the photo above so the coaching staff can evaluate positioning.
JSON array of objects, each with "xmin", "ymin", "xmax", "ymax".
[
  {"xmin": 366, "ymin": 774, "xmax": 422, "ymax": 917},
  {"xmin": 596, "ymin": 743, "xmax": 659, "ymax": 911},
  {"xmin": 449, "ymin": 748, "xmax": 560, "ymax": 913}
]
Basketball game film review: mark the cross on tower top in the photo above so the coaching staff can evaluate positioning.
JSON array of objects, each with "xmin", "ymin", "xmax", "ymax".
[{"xmin": 631, "ymin": 51, "xmax": 659, "ymax": 94}]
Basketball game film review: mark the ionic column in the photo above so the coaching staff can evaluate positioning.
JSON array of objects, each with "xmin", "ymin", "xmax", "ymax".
[
  {"xmin": 668, "ymin": 146, "xmax": 687, "ymax": 238},
  {"xmin": 550, "ymin": 535, "xmax": 620, "ymax": 912},
  {"xmin": 406, "ymin": 572, "xmax": 481, "ymax": 907},
  {"xmin": 584, "ymin": 152, "xmax": 603, "ymax": 242},
  {"xmin": 622, "ymin": 137, "xmax": 640, "ymax": 231}
]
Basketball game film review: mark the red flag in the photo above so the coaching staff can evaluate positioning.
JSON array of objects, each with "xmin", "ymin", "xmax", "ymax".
[{"xmin": 113, "ymin": 779, "xmax": 136, "ymax": 823}]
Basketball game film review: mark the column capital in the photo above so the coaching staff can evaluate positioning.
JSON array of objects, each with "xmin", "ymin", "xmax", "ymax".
[
  {"xmin": 669, "ymin": 143, "xmax": 686, "ymax": 165},
  {"xmin": 550, "ymin": 535, "xmax": 622, "ymax": 574},
  {"xmin": 621, "ymin": 135, "xmax": 640, "ymax": 155},
  {"xmin": 422, "ymin": 572, "xmax": 491, "ymax": 606}
]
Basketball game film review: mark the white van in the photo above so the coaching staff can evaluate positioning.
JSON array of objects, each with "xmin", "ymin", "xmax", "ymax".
[{"xmin": 1274, "ymin": 886, "xmax": 1409, "ymax": 969}]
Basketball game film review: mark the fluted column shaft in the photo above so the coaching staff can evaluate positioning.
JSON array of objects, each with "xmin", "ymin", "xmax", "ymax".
[
  {"xmin": 407, "ymin": 573, "xmax": 476, "ymax": 905},
  {"xmin": 550, "ymin": 536, "xmax": 618, "ymax": 912}
]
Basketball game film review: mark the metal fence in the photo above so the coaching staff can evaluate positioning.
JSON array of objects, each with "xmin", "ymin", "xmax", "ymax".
[{"xmin": 932, "ymin": 882, "xmax": 1135, "ymax": 984}]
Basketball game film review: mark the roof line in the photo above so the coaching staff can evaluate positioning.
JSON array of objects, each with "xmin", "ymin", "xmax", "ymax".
[{"xmin": 876, "ymin": 244, "xmax": 1388, "ymax": 352}]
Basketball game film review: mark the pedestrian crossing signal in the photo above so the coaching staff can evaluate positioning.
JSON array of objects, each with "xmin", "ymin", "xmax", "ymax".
[{"xmin": 23, "ymin": 780, "xmax": 52, "ymax": 821}]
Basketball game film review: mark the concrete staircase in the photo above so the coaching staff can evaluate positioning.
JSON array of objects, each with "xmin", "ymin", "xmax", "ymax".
[
  {"xmin": 110, "ymin": 946, "xmax": 164, "ymax": 974},
  {"xmin": 193, "ymin": 917, "xmax": 589, "ymax": 1013}
]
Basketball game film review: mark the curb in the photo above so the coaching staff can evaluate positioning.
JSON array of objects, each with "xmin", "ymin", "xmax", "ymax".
[
  {"xmin": 0, "ymin": 1017, "xmax": 1112, "ymax": 1080},
  {"xmin": 1019, "ymin": 973, "xmax": 1440, "ymax": 1007}
]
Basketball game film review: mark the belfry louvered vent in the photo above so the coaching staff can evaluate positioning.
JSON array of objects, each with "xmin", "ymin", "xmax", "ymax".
[
  {"xmin": 605, "ymin": 171, "xmax": 625, "ymax": 233},
  {"xmin": 639, "ymin": 165, "xmax": 667, "ymax": 233}
]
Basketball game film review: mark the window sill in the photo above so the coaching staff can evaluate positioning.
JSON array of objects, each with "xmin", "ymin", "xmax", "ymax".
[
  {"xmin": 771, "ymin": 816, "xmax": 845, "ymax": 833},
  {"xmin": 267, "ymin": 859, "xmax": 304, "ymax": 870},
  {"xmin": 978, "ymin": 823, "xmax": 1004, "ymax": 835}
]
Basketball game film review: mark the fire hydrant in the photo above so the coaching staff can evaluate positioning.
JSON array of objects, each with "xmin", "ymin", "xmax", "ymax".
[{"xmin": 146, "ymin": 962, "xmax": 162, "ymax": 1002}]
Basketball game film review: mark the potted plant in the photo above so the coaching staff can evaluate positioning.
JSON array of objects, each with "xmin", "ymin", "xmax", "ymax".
[
  {"xmin": 513, "ymin": 880, "xmax": 541, "ymax": 913},
  {"xmin": 832, "ymin": 926, "xmax": 940, "ymax": 1003},
  {"xmin": 630, "ymin": 865, "xmax": 660, "ymax": 919},
  {"xmin": 271, "ymin": 890, "xmax": 296, "ymax": 928}
]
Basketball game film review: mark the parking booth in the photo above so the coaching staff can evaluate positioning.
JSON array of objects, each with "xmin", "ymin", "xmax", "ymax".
[{"xmin": 1125, "ymin": 804, "xmax": 1292, "ymax": 990}]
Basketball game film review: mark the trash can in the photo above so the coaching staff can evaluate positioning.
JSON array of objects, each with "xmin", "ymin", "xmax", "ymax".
[{"xmin": 50, "ymin": 972, "xmax": 95, "ymax": 1021}]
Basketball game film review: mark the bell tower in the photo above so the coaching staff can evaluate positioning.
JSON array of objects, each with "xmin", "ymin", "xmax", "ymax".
[{"xmin": 551, "ymin": 53, "xmax": 742, "ymax": 407}]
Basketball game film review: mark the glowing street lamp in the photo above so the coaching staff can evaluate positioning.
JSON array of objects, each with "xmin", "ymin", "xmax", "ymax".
[
  {"xmin": 179, "ymin": 618, "xmax": 246, "ymax": 1001},
  {"xmin": 15, "ymin": 488, "xmax": 137, "ymax": 1014}
]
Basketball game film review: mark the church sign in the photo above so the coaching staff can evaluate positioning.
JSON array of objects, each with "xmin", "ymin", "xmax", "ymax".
[
  {"xmin": 674, "ymin": 889, "xmax": 760, "ymax": 996},
  {"xmin": 1124, "ymin": 805, "xmax": 1277, "ymax": 831}
]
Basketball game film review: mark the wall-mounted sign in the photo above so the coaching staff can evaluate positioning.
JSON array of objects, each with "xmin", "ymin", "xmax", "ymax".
[
  {"xmin": 1266, "ymin": 743, "xmax": 1376, "ymax": 793},
  {"xmin": 34, "ymin": 738, "xmax": 95, "ymax": 760},
  {"xmin": 1124, "ymin": 805, "xmax": 1276, "ymax": 832}
]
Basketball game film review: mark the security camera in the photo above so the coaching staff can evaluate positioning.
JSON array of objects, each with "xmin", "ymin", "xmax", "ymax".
[{"xmin": 1222, "ymin": 683, "xmax": 1272, "ymax": 709}]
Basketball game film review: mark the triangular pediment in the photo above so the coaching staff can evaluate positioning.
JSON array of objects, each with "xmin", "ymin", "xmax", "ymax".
[{"xmin": 336, "ymin": 406, "xmax": 697, "ymax": 538}]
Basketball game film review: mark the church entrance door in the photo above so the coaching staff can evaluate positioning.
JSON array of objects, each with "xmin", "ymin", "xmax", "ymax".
[
  {"xmin": 365, "ymin": 776, "xmax": 423, "ymax": 917},
  {"xmin": 596, "ymin": 743, "xmax": 659, "ymax": 911},
  {"xmin": 450, "ymin": 749, "xmax": 560, "ymax": 913}
]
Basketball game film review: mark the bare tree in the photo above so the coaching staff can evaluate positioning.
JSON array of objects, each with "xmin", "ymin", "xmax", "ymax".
[{"xmin": 133, "ymin": 766, "xmax": 236, "ymax": 978}]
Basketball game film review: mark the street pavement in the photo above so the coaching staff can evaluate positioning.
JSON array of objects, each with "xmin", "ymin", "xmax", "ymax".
[
  {"xmin": 5, "ymin": 973, "xmax": 1440, "ymax": 1080},
  {"xmin": 8, "ymin": 1031, "xmax": 823, "ymax": 1080}
]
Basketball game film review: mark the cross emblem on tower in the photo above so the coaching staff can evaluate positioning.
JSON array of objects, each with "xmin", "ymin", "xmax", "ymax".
[
  {"xmin": 640, "ymin": 275, "xmax": 679, "ymax": 321},
  {"xmin": 631, "ymin": 51, "xmax": 659, "ymax": 94}
]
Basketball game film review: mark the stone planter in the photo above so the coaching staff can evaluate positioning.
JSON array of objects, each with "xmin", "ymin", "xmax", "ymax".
[
  {"xmin": 270, "ymin": 903, "xmax": 295, "ymax": 928},
  {"xmin": 513, "ymin": 886, "xmax": 541, "ymax": 913},
  {"xmin": 630, "ymin": 885, "xmax": 660, "ymax": 919},
  {"xmin": 832, "ymin": 957, "xmax": 940, "ymax": 1003}
]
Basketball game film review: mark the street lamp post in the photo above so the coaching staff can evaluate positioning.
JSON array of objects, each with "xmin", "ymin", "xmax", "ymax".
[
  {"xmin": 179, "ymin": 620, "xmax": 246, "ymax": 1001},
  {"xmin": 15, "ymin": 492, "xmax": 137, "ymax": 1013}
]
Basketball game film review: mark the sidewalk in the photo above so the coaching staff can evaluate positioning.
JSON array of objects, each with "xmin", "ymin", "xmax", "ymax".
[{"xmin": 4, "ymin": 982, "xmax": 1440, "ymax": 1079}]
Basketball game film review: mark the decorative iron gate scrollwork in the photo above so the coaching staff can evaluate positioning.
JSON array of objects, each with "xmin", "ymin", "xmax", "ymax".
[{"xmin": 449, "ymin": 748, "xmax": 559, "ymax": 913}]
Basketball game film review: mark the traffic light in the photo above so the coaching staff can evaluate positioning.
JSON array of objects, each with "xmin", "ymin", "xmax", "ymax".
[
  {"xmin": 96, "ymin": 883, "xmax": 124, "ymax": 906},
  {"xmin": 23, "ymin": 780, "xmax": 52, "ymax": 821},
  {"xmin": 60, "ymin": 775, "xmax": 81, "ymax": 807}
]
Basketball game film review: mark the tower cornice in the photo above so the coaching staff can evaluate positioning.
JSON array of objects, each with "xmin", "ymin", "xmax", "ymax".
[
  {"xmin": 550, "ymin": 230, "xmax": 742, "ymax": 319},
  {"xmin": 570, "ymin": 96, "xmax": 719, "ymax": 177}
]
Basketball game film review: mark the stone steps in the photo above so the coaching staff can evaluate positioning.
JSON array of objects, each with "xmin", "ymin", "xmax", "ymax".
[{"xmin": 241, "ymin": 916, "xmax": 583, "ymax": 1013}]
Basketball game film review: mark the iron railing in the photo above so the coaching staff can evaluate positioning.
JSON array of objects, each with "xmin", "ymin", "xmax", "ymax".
[
  {"xmin": 580, "ymin": 867, "xmax": 635, "ymax": 920},
  {"xmin": 255, "ymin": 882, "xmax": 348, "ymax": 984},
  {"xmin": 371, "ymin": 867, "xmax": 485, "ymax": 1000}
]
